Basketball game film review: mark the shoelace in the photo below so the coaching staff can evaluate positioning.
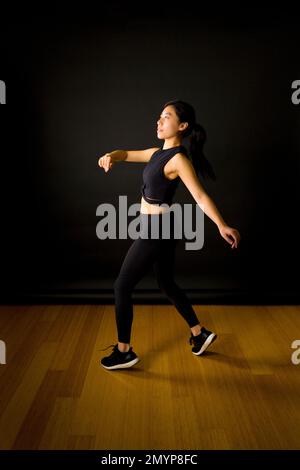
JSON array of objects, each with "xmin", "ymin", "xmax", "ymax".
[{"xmin": 98, "ymin": 344, "xmax": 116, "ymax": 352}]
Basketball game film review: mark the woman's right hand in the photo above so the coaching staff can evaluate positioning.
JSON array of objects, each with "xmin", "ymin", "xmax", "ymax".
[{"xmin": 98, "ymin": 153, "xmax": 115, "ymax": 173}]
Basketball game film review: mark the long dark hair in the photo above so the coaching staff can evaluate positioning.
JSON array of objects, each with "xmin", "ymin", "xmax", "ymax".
[{"xmin": 162, "ymin": 99, "xmax": 216, "ymax": 181}]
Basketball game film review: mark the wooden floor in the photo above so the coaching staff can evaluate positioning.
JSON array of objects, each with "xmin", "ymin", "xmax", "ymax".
[{"xmin": 0, "ymin": 304, "xmax": 300, "ymax": 450}]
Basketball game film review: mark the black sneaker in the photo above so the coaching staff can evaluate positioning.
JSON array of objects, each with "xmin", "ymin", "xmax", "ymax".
[
  {"xmin": 189, "ymin": 327, "xmax": 217, "ymax": 356},
  {"xmin": 100, "ymin": 344, "xmax": 140, "ymax": 370}
]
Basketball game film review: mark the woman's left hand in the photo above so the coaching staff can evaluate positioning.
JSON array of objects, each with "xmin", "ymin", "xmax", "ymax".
[{"xmin": 219, "ymin": 225, "xmax": 241, "ymax": 249}]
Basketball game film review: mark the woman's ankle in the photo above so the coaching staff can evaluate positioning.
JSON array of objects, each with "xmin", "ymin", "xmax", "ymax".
[
  {"xmin": 118, "ymin": 342, "xmax": 130, "ymax": 353},
  {"xmin": 191, "ymin": 324, "xmax": 202, "ymax": 336}
]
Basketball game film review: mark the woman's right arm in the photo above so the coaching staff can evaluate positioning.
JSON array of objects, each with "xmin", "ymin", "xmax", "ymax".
[{"xmin": 98, "ymin": 147, "xmax": 160, "ymax": 172}]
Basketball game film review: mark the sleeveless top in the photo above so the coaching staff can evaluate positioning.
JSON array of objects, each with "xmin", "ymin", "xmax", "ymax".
[{"xmin": 141, "ymin": 145, "xmax": 187, "ymax": 206}]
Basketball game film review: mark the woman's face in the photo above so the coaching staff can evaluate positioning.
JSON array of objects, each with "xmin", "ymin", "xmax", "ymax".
[{"xmin": 156, "ymin": 105, "xmax": 186, "ymax": 139}]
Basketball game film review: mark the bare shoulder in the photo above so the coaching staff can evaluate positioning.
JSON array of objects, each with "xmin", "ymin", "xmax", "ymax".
[
  {"xmin": 173, "ymin": 152, "xmax": 190, "ymax": 164},
  {"xmin": 172, "ymin": 152, "xmax": 207, "ymax": 198},
  {"xmin": 172, "ymin": 152, "xmax": 193, "ymax": 173},
  {"xmin": 125, "ymin": 147, "xmax": 160, "ymax": 162}
]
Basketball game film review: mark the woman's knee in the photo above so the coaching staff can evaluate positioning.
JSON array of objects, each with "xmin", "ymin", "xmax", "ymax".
[
  {"xmin": 113, "ymin": 276, "xmax": 123, "ymax": 292},
  {"xmin": 113, "ymin": 276, "xmax": 132, "ymax": 295}
]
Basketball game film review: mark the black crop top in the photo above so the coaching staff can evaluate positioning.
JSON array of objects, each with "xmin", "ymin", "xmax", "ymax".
[{"xmin": 141, "ymin": 145, "xmax": 188, "ymax": 206}]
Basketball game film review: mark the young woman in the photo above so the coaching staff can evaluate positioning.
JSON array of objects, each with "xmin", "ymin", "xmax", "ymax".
[{"xmin": 98, "ymin": 99, "xmax": 241, "ymax": 370}]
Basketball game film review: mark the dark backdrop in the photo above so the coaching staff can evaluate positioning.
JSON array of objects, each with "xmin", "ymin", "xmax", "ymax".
[{"xmin": 1, "ymin": 4, "xmax": 299, "ymax": 303}]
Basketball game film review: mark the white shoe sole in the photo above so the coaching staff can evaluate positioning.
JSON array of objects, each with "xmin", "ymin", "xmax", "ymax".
[
  {"xmin": 192, "ymin": 333, "xmax": 217, "ymax": 356},
  {"xmin": 101, "ymin": 357, "xmax": 140, "ymax": 370}
]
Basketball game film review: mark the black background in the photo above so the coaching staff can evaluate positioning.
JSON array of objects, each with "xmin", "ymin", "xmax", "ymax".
[{"xmin": 0, "ymin": 3, "xmax": 299, "ymax": 303}]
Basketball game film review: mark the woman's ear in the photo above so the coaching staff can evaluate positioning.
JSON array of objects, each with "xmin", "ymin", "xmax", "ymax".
[{"xmin": 179, "ymin": 121, "xmax": 188, "ymax": 132}]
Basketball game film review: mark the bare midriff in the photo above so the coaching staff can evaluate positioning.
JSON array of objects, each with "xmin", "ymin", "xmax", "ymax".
[
  {"xmin": 140, "ymin": 158, "xmax": 178, "ymax": 214},
  {"xmin": 140, "ymin": 196, "xmax": 170, "ymax": 214}
]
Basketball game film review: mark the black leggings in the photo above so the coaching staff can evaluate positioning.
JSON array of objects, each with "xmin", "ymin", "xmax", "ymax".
[{"xmin": 113, "ymin": 212, "xmax": 200, "ymax": 343}]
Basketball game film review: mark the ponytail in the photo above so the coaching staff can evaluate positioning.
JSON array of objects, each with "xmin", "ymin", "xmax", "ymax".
[
  {"xmin": 188, "ymin": 123, "xmax": 216, "ymax": 181},
  {"xmin": 161, "ymin": 99, "xmax": 216, "ymax": 180}
]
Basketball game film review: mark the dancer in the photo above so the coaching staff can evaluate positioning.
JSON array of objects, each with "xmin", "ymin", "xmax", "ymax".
[{"xmin": 98, "ymin": 99, "xmax": 241, "ymax": 370}]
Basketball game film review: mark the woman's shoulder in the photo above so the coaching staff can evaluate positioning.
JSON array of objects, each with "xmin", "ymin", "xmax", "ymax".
[
  {"xmin": 172, "ymin": 151, "xmax": 191, "ymax": 169},
  {"xmin": 177, "ymin": 145, "xmax": 188, "ymax": 155},
  {"xmin": 174, "ymin": 145, "xmax": 188, "ymax": 158}
]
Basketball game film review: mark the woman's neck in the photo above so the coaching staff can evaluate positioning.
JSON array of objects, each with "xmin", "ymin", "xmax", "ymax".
[{"xmin": 162, "ymin": 139, "xmax": 182, "ymax": 150}]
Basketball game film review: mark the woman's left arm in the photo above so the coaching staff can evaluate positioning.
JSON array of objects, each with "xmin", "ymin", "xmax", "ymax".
[{"xmin": 174, "ymin": 154, "xmax": 241, "ymax": 249}]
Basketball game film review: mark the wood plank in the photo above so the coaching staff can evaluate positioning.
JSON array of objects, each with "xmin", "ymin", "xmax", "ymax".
[
  {"xmin": 0, "ymin": 304, "xmax": 299, "ymax": 450},
  {"xmin": 0, "ymin": 320, "xmax": 56, "ymax": 415},
  {"xmin": 0, "ymin": 341, "xmax": 58, "ymax": 449},
  {"xmin": 39, "ymin": 397, "xmax": 76, "ymax": 449},
  {"xmin": 66, "ymin": 435, "xmax": 96, "ymax": 450}
]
